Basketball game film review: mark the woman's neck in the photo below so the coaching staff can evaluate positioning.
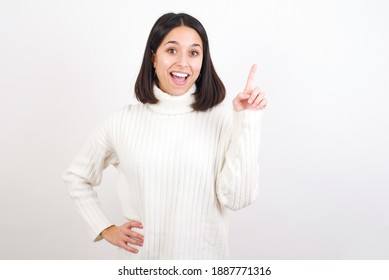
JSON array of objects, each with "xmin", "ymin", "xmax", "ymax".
[{"xmin": 147, "ymin": 84, "xmax": 196, "ymax": 115}]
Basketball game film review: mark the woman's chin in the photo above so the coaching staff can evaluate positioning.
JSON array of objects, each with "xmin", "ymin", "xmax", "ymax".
[{"xmin": 163, "ymin": 81, "xmax": 195, "ymax": 96}]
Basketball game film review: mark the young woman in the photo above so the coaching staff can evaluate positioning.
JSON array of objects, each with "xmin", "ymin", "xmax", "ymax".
[{"xmin": 63, "ymin": 12, "xmax": 267, "ymax": 259}]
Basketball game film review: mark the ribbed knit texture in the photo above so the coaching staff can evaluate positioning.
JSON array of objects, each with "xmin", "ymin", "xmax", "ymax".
[{"xmin": 63, "ymin": 85, "xmax": 263, "ymax": 259}]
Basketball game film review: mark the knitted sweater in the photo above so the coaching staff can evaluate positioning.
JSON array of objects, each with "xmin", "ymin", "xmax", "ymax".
[{"xmin": 63, "ymin": 85, "xmax": 263, "ymax": 259}]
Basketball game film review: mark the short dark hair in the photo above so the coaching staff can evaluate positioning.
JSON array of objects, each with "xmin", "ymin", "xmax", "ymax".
[{"xmin": 134, "ymin": 13, "xmax": 226, "ymax": 111}]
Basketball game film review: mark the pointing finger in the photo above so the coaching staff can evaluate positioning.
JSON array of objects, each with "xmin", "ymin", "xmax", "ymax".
[{"xmin": 244, "ymin": 64, "xmax": 257, "ymax": 94}]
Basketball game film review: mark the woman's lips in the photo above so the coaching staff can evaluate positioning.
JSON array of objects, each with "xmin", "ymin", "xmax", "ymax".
[{"xmin": 171, "ymin": 72, "xmax": 189, "ymax": 85}]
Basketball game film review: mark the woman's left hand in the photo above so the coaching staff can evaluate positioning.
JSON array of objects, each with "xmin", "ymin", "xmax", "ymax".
[{"xmin": 232, "ymin": 64, "xmax": 268, "ymax": 112}]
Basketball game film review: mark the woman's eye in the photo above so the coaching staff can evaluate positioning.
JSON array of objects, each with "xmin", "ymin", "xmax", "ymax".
[
  {"xmin": 167, "ymin": 49, "xmax": 176, "ymax": 54},
  {"xmin": 191, "ymin": 50, "xmax": 199, "ymax": 56}
]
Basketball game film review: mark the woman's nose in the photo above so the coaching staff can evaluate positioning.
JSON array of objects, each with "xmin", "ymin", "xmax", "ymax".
[{"xmin": 176, "ymin": 53, "xmax": 188, "ymax": 67}]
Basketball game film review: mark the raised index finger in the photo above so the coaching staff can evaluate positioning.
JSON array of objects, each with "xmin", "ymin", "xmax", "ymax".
[{"xmin": 244, "ymin": 64, "xmax": 257, "ymax": 93}]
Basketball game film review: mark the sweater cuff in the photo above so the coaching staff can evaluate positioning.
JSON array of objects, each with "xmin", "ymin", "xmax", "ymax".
[
  {"xmin": 92, "ymin": 222, "xmax": 115, "ymax": 242},
  {"xmin": 94, "ymin": 224, "xmax": 115, "ymax": 242},
  {"xmin": 82, "ymin": 206, "xmax": 115, "ymax": 242},
  {"xmin": 233, "ymin": 109, "xmax": 264, "ymax": 128}
]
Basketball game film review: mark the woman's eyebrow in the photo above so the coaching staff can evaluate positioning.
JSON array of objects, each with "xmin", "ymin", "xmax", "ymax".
[
  {"xmin": 165, "ymin": 40, "xmax": 179, "ymax": 45},
  {"xmin": 192, "ymin": 43, "xmax": 202, "ymax": 49},
  {"xmin": 165, "ymin": 41, "xmax": 202, "ymax": 48}
]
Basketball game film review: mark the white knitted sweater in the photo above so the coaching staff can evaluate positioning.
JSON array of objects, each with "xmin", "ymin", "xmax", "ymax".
[{"xmin": 63, "ymin": 85, "xmax": 263, "ymax": 259}]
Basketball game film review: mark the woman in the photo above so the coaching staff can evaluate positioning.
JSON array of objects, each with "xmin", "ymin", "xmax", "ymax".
[{"xmin": 63, "ymin": 12, "xmax": 267, "ymax": 259}]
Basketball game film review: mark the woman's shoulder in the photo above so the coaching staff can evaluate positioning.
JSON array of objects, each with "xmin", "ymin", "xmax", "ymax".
[
  {"xmin": 106, "ymin": 103, "xmax": 145, "ymax": 119},
  {"xmin": 208, "ymin": 102, "xmax": 233, "ymax": 121},
  {"xmin": 99, "ymin": 104, "xmax": 135, "ymax": 127}
]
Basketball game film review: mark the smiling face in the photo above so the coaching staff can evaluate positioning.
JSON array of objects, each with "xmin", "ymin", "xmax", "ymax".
[{"xmin": 152, "ymin": 26, "xmax": 203, "ymax": 96}]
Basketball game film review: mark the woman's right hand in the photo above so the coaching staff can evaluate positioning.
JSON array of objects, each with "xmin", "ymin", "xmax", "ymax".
[{"xmin": 101, "ymin": 221, "xmax": 144, "ymax": 254}]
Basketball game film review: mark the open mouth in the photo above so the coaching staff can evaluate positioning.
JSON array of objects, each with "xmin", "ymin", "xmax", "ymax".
[{"xmin": 170, "ymin": 72, "xmax": 190, "ymax": 85}]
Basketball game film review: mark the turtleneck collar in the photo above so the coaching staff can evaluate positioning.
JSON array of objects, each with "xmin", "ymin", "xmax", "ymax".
[{"xmin": 147, "ymin": 84, "xmax": 196, "ymax": 115}]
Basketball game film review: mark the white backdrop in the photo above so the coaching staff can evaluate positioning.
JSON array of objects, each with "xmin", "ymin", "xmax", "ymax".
[{"xmin": 1, "ymin": 0, "xmax": 388, "ymax": 259}]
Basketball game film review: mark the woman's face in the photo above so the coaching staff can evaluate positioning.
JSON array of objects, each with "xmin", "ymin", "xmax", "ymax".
[{"xmin": 153, "ymin": 26, "xmax": 203, "ymax": 96}]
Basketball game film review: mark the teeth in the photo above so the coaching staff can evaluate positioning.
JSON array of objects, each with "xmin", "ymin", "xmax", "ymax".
[{"xmin": 172, "ymin": 72, "xmax": 189, "ymax": 78}]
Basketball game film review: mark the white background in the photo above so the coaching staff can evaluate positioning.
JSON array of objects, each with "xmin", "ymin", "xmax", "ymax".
[{"xmin": 0, "ymin": 0, "xmax": 388, "ymax": 259}]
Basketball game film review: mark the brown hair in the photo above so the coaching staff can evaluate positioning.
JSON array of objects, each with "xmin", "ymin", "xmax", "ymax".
[{"xmin": 134, "ymin": 13, "xmax": 225, "ymax": 111}]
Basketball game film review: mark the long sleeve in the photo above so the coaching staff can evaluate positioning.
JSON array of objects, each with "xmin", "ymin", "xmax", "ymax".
[
  {"xmin": 63, "ymin": 115, "xmax": 119, "ymax": 241},
  {"xmin": 216, "ymin": 109, "xmax": 264, "ymax": 211}
]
